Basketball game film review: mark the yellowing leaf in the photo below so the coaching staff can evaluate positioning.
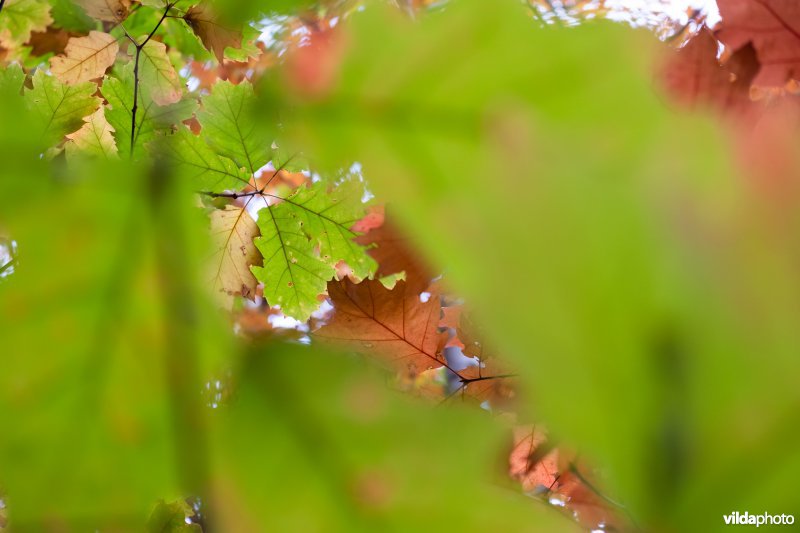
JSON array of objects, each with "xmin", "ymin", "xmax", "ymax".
[
  {"xmin": 209, "ymin": 205, "xmax": 260, "ymax": 305},
  {"xmin": 0, "ymin": 0, "xmax": 52, "ymax": 48},
  {"xmin": 50, "ymin": 31, "xmax": 119, "ymax": 85},
  {"xmin": 185, "ymin": 1, "xmax": 243, "ymax": 64},
  {"xmin": 73, "ymin": 0, "xmax": 130, "ymax": 22},
  {"xmin": 138, "ymin": 39, "xmax": 184, "ymax": 105},
  {"xmin": 64, "ymin": 107, "xmax": 118, "ymax": 160}
]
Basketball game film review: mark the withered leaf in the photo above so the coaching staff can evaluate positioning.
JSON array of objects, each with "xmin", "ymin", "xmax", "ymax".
[
  {"xmin": 50, "ymin": 31, "xmax": 118, "ymax": 85},
  {"xmin": 313, "ymin": 279, "xmax": 449, "ymax": 377},
  {"xmin": 208, "ymin": 205, "xmax": 260, "ymax": 307},
  {"xmin": 184, "ymin": 1, "xmax": 242, "ymax": 64},
  {"xmin": 354, "ymin": 208, "xmax": 435, "ymax": 295},
  {"xmin": 74, "ymin": 0, "xmax": 131, "ymax": 22}
]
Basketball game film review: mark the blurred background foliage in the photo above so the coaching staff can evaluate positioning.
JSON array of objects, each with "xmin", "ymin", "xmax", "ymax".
[{"xmin": 1, "ymin": 0, "xmax": 799, "ymax": 531}]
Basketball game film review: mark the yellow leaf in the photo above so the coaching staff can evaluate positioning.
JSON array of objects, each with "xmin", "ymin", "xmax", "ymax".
[
  {"xmin": 208, "ymin": 205, "xmax": 260, "ymax": 307},
  {"xmin": 64, "ymin": 107, "xmax": 118, "ymax": 159},
  {"xmin": 50, "ymin": 31, "xmax": 119, "ymax": 85}
]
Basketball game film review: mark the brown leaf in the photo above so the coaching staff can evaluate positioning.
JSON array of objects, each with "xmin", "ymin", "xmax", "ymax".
[
  {"xmin": 185, "ymin": 1, "xmax": 242, "ymax": 64},
  {"xmin": 208, "ymin": 205, "xmax": 260, "ymax": 307},
  {"xmin": 354, "ymin": 208, "xmax": 435, "ymax": 295},
  {"xmin": 29, "ymin": 28, "xmax": 74, "ymax": 57},
  {"xmin": 716, "ymin": 0, "xmax": 800, "ymax": 88},
  {"xmin": 509, "ymin": 427, "xmax": 559, "ymax": 493},
  {"xmin": 74, "ymin": 0, "xmax": 131, "ymax": 22},
  {"xmin": 312, "ymin": 278, "xmax": 449, "ymax": 377},
  {"xmin": 50, "ymin": 31, "xmax": 118, "ymax": 85}
]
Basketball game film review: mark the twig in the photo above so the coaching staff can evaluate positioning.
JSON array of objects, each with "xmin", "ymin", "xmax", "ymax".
[
  {"xmin": 129, "ymin": 2, "xmax": 175, "ymax": 156},
  {"xmin": 0, "ymin": 0, "xmax": 6, "ymax": 15}
]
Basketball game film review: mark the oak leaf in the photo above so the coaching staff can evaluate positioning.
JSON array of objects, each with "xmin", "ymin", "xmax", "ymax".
[
  {"xmin": 354, "ymin": 208, "xmax": 434, "ymax": 295},
  {"xmin": 209, "ymin": 205, "xmax": 260, "ymax": 306},
  {"xmin": 50, "ymin": 31, "xmax": 119, "ymax": 85},
  {"xmin": 185, "ymin": 1, "xmax": 243, "ymax": 64},
  {"xmin": 312, "ymin": 279, "xmax": 449, "ymax": 377},
  {"xmin": 0, "ymin": 0, "xmax": 52, "ymax": 48},
  {"xmin": 64, "ymin": 107, "xmax": 117, "ymax": 159},
  {"xmin": 138, "ymin": 39, "xmax": 184, "ymax": 105}
]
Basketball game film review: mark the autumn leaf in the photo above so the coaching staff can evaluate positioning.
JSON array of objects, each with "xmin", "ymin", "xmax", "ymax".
[
  {"xmin": 312, "ymin": 279, "xmax": 450, "ymax": 377},
  {"xmin": 138, "ymin": 39, "xmax": 184, "ymax": 105},
  {"xmin": 73, "ymin": 0, "xmax": 130, "ymax": 22},
  {"xmin": 64, "ymin": 107, "xmax": 118, "ymax": 159},
  {"xmin": 716, "ymin": 0, "xmax": 800, "ymax": 88},
  {"xmin": 29, "ymin": 27, "xmax": 74, "ymax": 57},
  {"xmin": 208, "ymin": 205, "xmax": 260, "ymax": 306},
  {"xmin": 660, "ymin": 29, "xmax": 759, "ymax": 116},
  {"xmin": 509, "ymin": 427, "xmax": 559, "ymax": 493},
  {"xmin": 50, "ymin": 31, "xmax": 119, "ymax": 85},
  {"xmin": 355, "ymin": 208, "xmax": 434, "ymax": 294},
  {"xmin": 0, "ymin": 0, "xmax": 52, "ymax": 48},
  {"xmin": 185, "ymin": 1, "xmax": 243, "ymax": 64}
]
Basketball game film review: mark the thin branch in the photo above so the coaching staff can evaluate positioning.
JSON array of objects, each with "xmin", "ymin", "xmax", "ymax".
[
  {"xmin": 130, "ymin": 2, "xmax": 175, "ymax": 157},
  {"xmin": 0, "ymin": 258, "xmax": 15, "ymax": 276},
  {"xmin": 0, "ymin": 0, "xmax": 6, "ymax": 15}
]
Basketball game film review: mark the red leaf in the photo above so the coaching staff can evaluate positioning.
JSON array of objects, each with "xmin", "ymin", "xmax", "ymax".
[
  {"xmin": 716, "ymin": 0, "xmax": 800, "ymax": 88},
  {"xmin": 354, "ymin": 208, "xmax": 435, "ymax": 295},
  {"xmin": 312, "ymin": 279, "xmax": 450, "ymax": 377}
]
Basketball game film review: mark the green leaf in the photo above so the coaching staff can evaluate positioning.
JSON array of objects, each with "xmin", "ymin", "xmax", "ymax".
[
  {"xmin": 103, "ymin": 63, "xmax": 197, "ymax": 160},
  {"xmin": 0, "ymin": 158, "xmax": 233, "ymax": 528},
  {"xmin": 24, "ymin": 69, "xmax": 100, "ymax": 148},
  {"xmin": 0, "ymin": 62, "xmax": 25, "ymax": 93},
  {"xmin": 196, "ymin": 80, "xmax": 269, "ymax": 174},
  {"xmin": 263, "ymin": 0, "xmax": 800, "ymax": 528},
  {"xmin": 138, "ymin": 39, "xmax": 185, "ymax": 105},
  {"xmin": 160, "ymin": 126, "xmax": 251, "ymax": 191},
  {"xmin": 0, "ymin": 0, "xmax": 52, "ymax": 47},
  {"xmin": 212, "ymin": 342, "xmax": 569, "ymax": 531},
  {"xmin": 251, "ymin": 201, "xmax": 334, "ymax": 321},
  {"xmin": 147, "ymin": 499, "xmax": 202, "ymax": 533},
  {"xmin": 50, "ymin": 0, "xmax": 95, "ymax": 32},
  {"xmin": 279, "ymin": 178, "xmax": 376, "ymax": 280}
]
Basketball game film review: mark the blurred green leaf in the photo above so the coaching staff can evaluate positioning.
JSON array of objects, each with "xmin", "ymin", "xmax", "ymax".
[
  {"xmin": 0, "ymin": 0, "xmax": 52, "ymax": 47},
  {"xmin": 261, "ymin": 0, "xmax": 800, "ymax": 528}
]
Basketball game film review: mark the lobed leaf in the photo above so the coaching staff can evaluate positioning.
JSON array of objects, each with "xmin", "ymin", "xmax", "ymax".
[{"xmin": 50, "ymin": 30, "xmax": 119, "ymax": 85}]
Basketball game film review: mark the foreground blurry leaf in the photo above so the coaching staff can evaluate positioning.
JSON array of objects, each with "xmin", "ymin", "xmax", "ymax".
[
  {"xmin": 266, "ymin": 0, "xmax": 800, "ymax": 528},
  {"xmin": 211, "ymin": 342, "xmax": 572, "ymax": 532},
  {"xmin": 0, "ymin": 158, "xmax": 231, "ymax": 528},
  {"xmin": 50, "ymin": 30, "xmax": 119, "ymax": 85}
]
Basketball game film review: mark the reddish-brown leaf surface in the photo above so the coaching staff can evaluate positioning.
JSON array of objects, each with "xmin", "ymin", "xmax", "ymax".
[
  {"xmin": 716, "ymin": 0, "xmax": 800, "ymax": 88},
  {"xmin": 313, "ymin": 278, "xmax": 450, "ymax": 377},
  {"xmin": 661, "ymin": 29, "xmax": 759, "ymax": 116},
  {"xmin": 509, "ymin": 427, "xmax": 560, "ymax": 493},
  {"xmin": 185, "ymin": 1, "xmax": 243, "ymax": 64},
  {"xmin": 354, "ymin": 207, "xmax": 435, "ymax": 295}
]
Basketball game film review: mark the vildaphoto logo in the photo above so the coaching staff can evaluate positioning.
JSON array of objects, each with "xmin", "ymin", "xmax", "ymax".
[{"xmin": 723, "ymin": 512, "xmax": 795, "ymax": 527}]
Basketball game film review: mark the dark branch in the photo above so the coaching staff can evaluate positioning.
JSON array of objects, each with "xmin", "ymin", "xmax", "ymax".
[
  {"xmin": 129, "ymin": 2, "xmax": 175, "ymax": 157},
  {"xmin": 0, "ymin": 0, "xmax": 6, "ymax": 15}
]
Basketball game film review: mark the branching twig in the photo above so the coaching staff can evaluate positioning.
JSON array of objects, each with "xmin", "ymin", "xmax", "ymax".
[{"xmin": 128, "ymin": 2, "xmax": 175, "ymax": 156}]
